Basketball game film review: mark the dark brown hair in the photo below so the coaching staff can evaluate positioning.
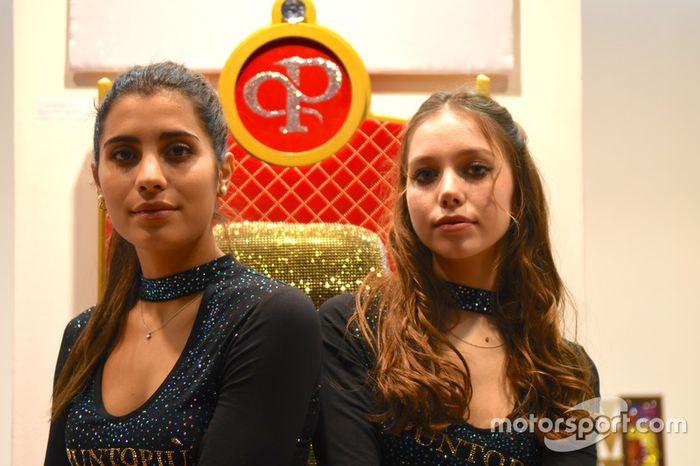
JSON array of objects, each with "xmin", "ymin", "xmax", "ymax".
[
  {"xmin": 51, "ymin": 62, "xmax": 228, "ymax": 420},
  {"xmin": 353, "ymin": 91, "xmax": 595, "ymax": 436}
]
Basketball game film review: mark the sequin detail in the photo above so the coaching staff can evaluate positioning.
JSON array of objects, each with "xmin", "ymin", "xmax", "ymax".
[
  {"xmin": 348, "ymin": 298, "xmax": 540, "ymax": 465},
  {"xmin": 62, "ymin": 256, "xmax": 315, "ymax": 465},
  {"xmin": 139, "ymin": 255, "xmax": 232, "ymax": 302},
  {"xmin": 445, "ymin": 281, "xmax": 496, "ymax": 315}
]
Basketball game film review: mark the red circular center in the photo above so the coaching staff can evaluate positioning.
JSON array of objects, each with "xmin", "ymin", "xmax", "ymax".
[{"xmin": 234, "ymin": 38, "xmax": 352, "ymax": 153}]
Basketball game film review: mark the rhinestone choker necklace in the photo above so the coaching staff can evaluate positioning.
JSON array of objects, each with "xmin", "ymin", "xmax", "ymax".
[
  {"xmin": 444, "ymin": 281, "xmax": 496, "ymax": 315},
  {"xmin": 139, "ymin": 255, "xmax": 232, "ymax": 302}
]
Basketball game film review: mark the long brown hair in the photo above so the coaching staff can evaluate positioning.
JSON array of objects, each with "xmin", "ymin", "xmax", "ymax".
[
  {"xmin": 51, "ymin": 62, "xmax": 229, "ymax": 420},
  {"xmin": 353, "ymin": 91, "xmax": 595, "ymax": 437}
]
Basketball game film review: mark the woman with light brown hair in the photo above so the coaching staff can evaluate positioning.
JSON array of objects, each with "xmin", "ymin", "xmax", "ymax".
[{"xmin": 315, "ymin": 91, "xmax": 599, "ymax": 465}]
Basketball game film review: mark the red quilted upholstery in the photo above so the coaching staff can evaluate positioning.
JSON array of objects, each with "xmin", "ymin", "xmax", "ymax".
[{"xmin": 220, "ymin": 118, "xmax": 404, "ymax": 238}]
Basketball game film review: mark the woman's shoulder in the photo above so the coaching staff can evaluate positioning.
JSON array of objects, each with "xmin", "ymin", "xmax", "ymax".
[
  {"xmin": 319, "ymin": 292, "xmax": 381, "ymax": 349},
  {"xmin": 212, "ymin": 261, "xmax": 312, "ymax": 308},
  {"xmin": 216, "ymin": 265, "xmax": 317, "ymax": 325},
  {"xmin": 319, "ymin": 293, "xmax": 379, "ymax": 328},
  {"xmin": 564, "ymin": 340, "xmax": 600, "ymax": 395},
  {"xmin": 319, "ymin": 293, "xmax": 356, "ymax": 323},
  {"xmin": 256, "ymin": 284, "xmax": 317, "ymax": 322},
  {"xmin": 53, "ymin": 307, "xmax": 96, "ymax": 375},
  {"xmin": 61, "ymin": 307, "xmax": 96, "ymax": 345}
]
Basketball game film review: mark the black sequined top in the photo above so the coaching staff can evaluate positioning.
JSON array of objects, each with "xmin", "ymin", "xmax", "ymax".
[
  {"xmin": 45, "ymin": 255, "xmax": 321, "ymax": 466},
  {"xmin": 314, "ymin": 293, "xmax": 598, "ymax": 466}
]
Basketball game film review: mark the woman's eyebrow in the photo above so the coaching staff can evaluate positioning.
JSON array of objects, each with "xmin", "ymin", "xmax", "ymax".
[
  {"xmin": 409, "ymin": 148, "xmax": 495, "ymax": 167},
  {"xmin": 103, "ymin": 135, "xmax": 138, "ymax": 147},
  {"xmin": 160, "ymin": 130, "xmax": 200, "ymax": 141},
  {"xmin": 455, "ymin": 148, "xmax": 495, "ymax": 160}
]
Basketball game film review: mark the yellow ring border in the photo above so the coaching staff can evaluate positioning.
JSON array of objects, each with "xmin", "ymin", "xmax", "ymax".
[{"xmin": 218, "ymin": 21, "xmax": 371, "ymax": 167}]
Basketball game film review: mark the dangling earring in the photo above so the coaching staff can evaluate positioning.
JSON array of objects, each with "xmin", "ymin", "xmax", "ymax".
[
  {"xmin": 97, "ymin": 194, "xmax": 106, "ymax": 211},
  {"xmin": 218, "ymin": 183, "xmax": 228, "ymax": 196}
]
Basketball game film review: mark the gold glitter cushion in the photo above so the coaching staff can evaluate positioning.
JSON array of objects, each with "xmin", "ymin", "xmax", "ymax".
[{"xmin": 214, "ymin": 221, "xmax": 388, "ymax": 307}]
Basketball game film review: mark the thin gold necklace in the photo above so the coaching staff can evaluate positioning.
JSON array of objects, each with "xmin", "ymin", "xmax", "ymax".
[
  {"xmin": 448, "ymin": 329, "xmax": 505, "ymax": 349},
  {"xmin": 139, "ymin": 294, "xmax": 200, "ymax": 340}
]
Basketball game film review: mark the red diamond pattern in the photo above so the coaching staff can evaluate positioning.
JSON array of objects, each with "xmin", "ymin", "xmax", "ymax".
[{"xmin": 222, "ymin": 118, "xmax": 404, "ymax": 238}]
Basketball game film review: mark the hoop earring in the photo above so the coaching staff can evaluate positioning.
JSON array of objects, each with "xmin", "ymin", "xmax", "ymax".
[{"xmin": 97, "ymin": 194, "xmax": 106, "ymax": 211}]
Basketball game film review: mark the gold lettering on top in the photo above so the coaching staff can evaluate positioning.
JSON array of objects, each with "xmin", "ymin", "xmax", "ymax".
[
  {"xmin": 107, "ymin": 448, "xmax": 120, "ymax": 466},
  {"xmin": 120, "ymin": 447, "xmax": 138, "ymax": 466},
  {"xmin": 87, "ymin": 448, "xmax": 106, "ymax": 466},
  {"xmin": 66, "ymin": 449, "xmax": 86, "ymax": 466},
  {"xmin": 466, "ymin": 443, "xmax": 485, "ymax": 463},
  {"xmin": 65, "ymin": 447, "xmax": 188, "ymax": 465},
  {"xmin": 483, "ymin": 449, "xmax": 506, "ymax": 466},
  {"xmin": 413, "ymin": 427, "xmax": 437, "ymax": 447},
  {"xmin": 139, "ymin": 448, "xmax": 154, "ymax": 465},
  {"xmin": 436, "ymin": 433, "xmax": 465, "ymax": 456},
  {"xmin": 508, "ymin": 458, "xmax": 525, "ymax": 466}
]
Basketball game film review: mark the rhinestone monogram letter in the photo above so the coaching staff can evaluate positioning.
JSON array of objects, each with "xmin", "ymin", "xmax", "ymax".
[{"xmin": 243, "ymin": 56, "xmax": 342, "ymax": 134}]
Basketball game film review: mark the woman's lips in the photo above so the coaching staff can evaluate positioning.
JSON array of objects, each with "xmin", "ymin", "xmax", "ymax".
[
  {"xmin": 132, "ymin": 202, "xmax": 177, "ymax": 220},
  {"xmin": 133, "ymin": 209, "xmax": 176, "ymax": 220},
  {"xmin": 436, "ymin": 221, "xmax": 475, "ymax": 232},
  {"xmin": 435, "ymin": 215, "xmax": 476, "ymax": 232}
]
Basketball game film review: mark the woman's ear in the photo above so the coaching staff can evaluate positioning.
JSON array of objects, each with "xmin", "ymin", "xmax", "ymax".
[{"xmin": 218, "ymin": 152, "xmax": 234, "ymax": 189}]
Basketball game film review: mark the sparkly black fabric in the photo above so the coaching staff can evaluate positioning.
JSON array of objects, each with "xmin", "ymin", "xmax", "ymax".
[
  {"xmin": 139, "ymin": 255, "xmax": 232, "ymax": 302},
  {"xmin": 444, "ymin": 281, "xmax": 496, "ymax": 315},
  {"xmin": 45, "ymin": 255, "xmax": 321, "ymax": 466},
  {"xmin": 314, "ymin": 293, "xmax": 599, "ymax": 466}
]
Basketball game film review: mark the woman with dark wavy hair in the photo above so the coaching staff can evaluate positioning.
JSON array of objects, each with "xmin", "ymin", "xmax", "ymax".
[
  {"xmin": 44, "ymin": 62, "xmax": 320, "ymax": 465},
  {"xmin": 315, "ymin": 91, "xmax": 599, "ymax": 465}
]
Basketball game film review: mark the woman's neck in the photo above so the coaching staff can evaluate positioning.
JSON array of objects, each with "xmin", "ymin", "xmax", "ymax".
[
  {"xmin": 432, "ymin": 249, "xmax": 499, "ymax": 291},
  {"xmin": 136, "ymin": 237, "xmax": 224, "ymax": 279}
]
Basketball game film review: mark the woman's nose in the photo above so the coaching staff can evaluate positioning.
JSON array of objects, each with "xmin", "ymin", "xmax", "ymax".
[
  {"xmin": 135, "ymin": 153, "xmax": 167, "ymax": 192},
  {"xmin": 438, "ymin": 170, "xmax": 465, "ymax": 208}
]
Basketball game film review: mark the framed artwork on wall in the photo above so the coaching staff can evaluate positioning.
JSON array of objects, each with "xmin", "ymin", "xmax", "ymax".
[{"xmin": 621, "ymin": 396, "xmax": 665, "ymax": 466}]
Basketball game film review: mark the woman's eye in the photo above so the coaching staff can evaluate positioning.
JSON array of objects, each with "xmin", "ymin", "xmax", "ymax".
[
  {"xmin": 110, "ymin": 147, "xmax": 138, "ymax": 164},
  {"xmin": 466, "ymin": 164, "xmax": 491, "ymax": 179},
  {"xmin": 166, "ymin": 143, "xmax": 193, "ymax": 159},
  {"xmin": 411, "ymin": 168, "xmax": 438, "ymax": 184}
]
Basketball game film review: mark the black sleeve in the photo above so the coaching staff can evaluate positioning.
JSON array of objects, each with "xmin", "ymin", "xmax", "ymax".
[
  {"xmin": 198, "ymin": 286, "xmax": 321, "ymax": 466},
  {"xmin": 541, "ymin": 347, "xmax": 600, "ymax": 466},
  {"xmin": 314, "ymin": 294, "xmax": 381, "ymax": 466},
  {"xmin": 44, "ymin": 316, "xmax": 88, "ymax": 466}
]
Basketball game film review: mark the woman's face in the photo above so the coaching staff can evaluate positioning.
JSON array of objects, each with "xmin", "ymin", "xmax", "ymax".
[
  {"xmin": 95, "ymin": 90, "xmax": 231, "ymax": 253},
  {"xmin": 405, "ymin": 109, "xmax": 514, "ymax": 273}
]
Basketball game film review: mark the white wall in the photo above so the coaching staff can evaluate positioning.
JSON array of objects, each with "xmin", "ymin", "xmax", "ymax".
[
  {"xmin": 12, "ymin": 0, "xmax": 585, "ymax": 464},
  {"xmin": 13, "ymin": 0, "xmax": 97, "ymax": 464},
  {"xmin": 1, "ymin": 0, "xmax": 14, "ymax": 463},
  {"xmin": 582, "ymin": 0, "xmax": 700, "ymax": 463}
]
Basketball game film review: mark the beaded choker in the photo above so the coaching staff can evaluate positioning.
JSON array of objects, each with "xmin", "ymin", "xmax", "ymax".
[
  {"xmin": 444, "ymin": 281, "xmax": 497, "ymax": 315},
  {"xmin": 139, "ymin": 255, "xmax": 232, "ymax": 302}
]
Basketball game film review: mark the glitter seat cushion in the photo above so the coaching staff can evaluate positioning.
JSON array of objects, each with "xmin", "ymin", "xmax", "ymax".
[{"xmin": 214, "ymin": 221, "xmax": 388, "ymax": 307}]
